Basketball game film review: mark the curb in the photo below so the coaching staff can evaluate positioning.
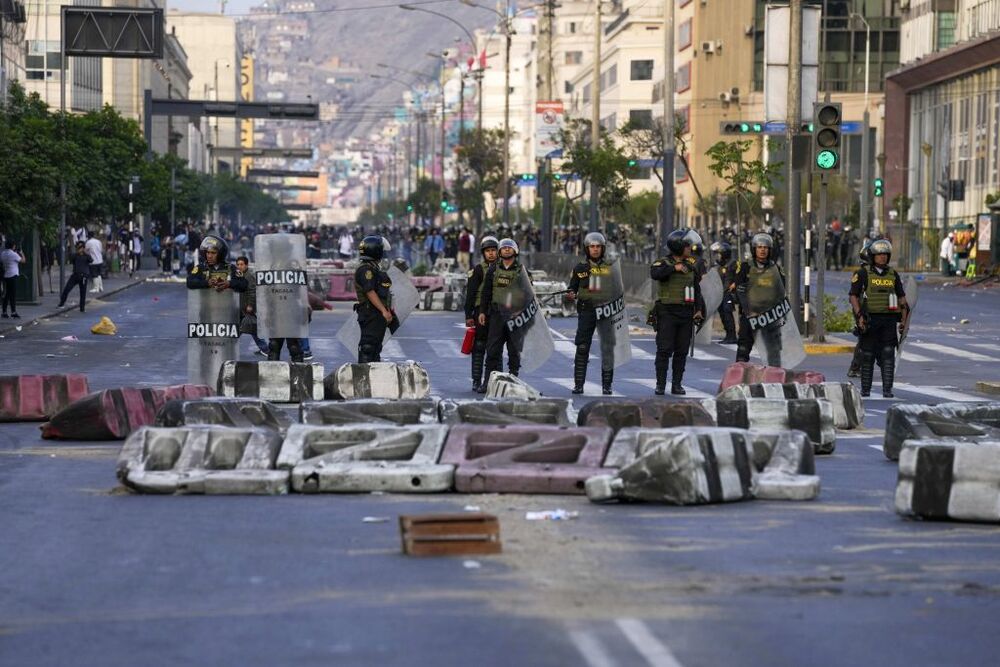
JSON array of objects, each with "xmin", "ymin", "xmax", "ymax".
[
  {"xmin": 0, "ymin": 276, "xmax": 150, "ymax": 336},
  {"xmin": 805, "ymin": 343, "xmax": 856, "ymax": 355},
  {"xmin": 975, "ymin": 381, "xmax": 1000, "ymax": 396}
]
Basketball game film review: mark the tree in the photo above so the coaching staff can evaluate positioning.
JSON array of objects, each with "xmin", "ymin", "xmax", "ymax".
[
  {"xmin": 705, "ymin": 139, "xmax": 782, "ymax": 231},
  {"xmin": 454, "ymin": 128, "xmax": 506, "ymax": 225},
  {"xmin": 406, "ymin": 177, "xmax": 445, "ymax": 222},
  {"xmin": 557, "ymin": 118, "xmax": 631, "ymax": 225},
  {"xmin": 619, "ymin": 113, "xmax": 705, "ymax": 205}
]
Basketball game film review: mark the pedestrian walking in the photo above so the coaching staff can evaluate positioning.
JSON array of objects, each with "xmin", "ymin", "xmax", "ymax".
[
  {"xmin": 338, "ymin": 228, "xmax": 354, "ymax": 260},
  {"xmin": 464, "ymin": 236, "xmax": 499, "ymax": 393},
  {"xmin": 457, "ymin": 227, "xmax": 472, "ymax": 271},
  {"xmin": 940, "ymin": 232, "xmax": 955, "ymax": 276},
  {"xmin": 354, "ymin": 235, "xmax": 395, "ymax": 363},
  {"xmin": 425, "ymin": 228, "xmax": 444, "ymax": 266},
  {"xmin": 85, "ymin": 233, "xmax": 105, "ymax": 293},
  {"xmin": 0, "ymin": 240, "xmax": 26, "ymax": 319},
  {"xmin": 129, "ymin": 231, "xmax": 143, "ymax": 276},
  {"xmin": 58, "ymin": 242, "xmax": 92, "ymax": 312}
]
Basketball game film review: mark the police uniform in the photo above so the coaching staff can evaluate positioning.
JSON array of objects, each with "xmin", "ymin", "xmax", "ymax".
[
  {"xmin": 849, "ymin": 264, "xmax": 906, "ymax": 397},
  {"xmin": 650, "ymin": 255, "xmax": 704, "ymax": 394},
  {"xmin": 355, "ymin": 258, "xmax": 393, "ymax": 363},
  {"xmin": 465, "ymin": 255, "xmax": 496, "ymax": 391},
  {"xmin": 733, "ymin": 259, "xmax": 787, "ymax": 363},
  {"xmin": 480, "ymin": 257, "xmax": 527, "ymax": 379},
  {"xmin": 186, "ymin": 257, "xmax": 247, "ymax": 293},
  {"xmin": 717, "ymin": 260, "xmax": 738, "ymax": 343},
  {"xmin": 569, "ymin": 257, "xmax": 616, "ymax": 393}
]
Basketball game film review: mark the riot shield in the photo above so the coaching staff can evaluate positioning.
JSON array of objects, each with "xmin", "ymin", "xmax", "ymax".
[
  {"xmin": 187, "ymin": 288, "xmax": 239, "ymax": 388},
  {"xmin": 592, "ymin": 258, "xmax": 632, "ymax": 369},
  {"xmin": 896, "ymin": 276, "xmax": 918, "ymax": 365},
  {"xmin": 694, "ymin": 268, "xmax": 724, "ymax": 346},
  {"xmin": 336, "ymin": 264, "xmax": 419, "ymax": 360},
  {"xmin": 501, "ymin": 266, "xmax": 555, "ymax": 373},
  {"xmin": 254, "ymin": 234, "xmax": 309, "ymax": 339},
  {"xmin": 749, "ymin": 298, "xmax": 807, "ymax": 369}
]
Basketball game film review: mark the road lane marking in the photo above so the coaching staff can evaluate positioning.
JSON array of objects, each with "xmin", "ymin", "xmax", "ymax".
[
  {"xmin": 381, "ymin": 339, "xmax": 405, "ymax": 359},
  {"xmin": 554, "ymin": 340, "xmax": 596, "ymax": 360},
  {"xmin": 900, "ymin": 350, "xmax": 935, "ymax": 363},
  {"xmin": 892, "ymin": 383, "xmax": 985, "ymax": 402},
  {"xmin": 869, "ymin": 445, "xmax": 884, "ymax": 453},
  {"xmin": 616, "ymin": 618, "xmax": 685, "ymax": 667},
  {"xmin": 429, "ymin": 339, "xmax": 463, "ymax": 358},
  {"xmin": 909, "ymin": 342, "xmax": 999, "ymax": 363},
  {"xmin": 568, "ymin": 630, "xmax": 618, "ymax": 667}
]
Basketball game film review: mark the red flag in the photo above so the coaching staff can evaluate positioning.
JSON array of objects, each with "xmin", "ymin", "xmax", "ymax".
[{"xmin": 478, "ymin": 49, "xmax": 487, "ymax": 69}]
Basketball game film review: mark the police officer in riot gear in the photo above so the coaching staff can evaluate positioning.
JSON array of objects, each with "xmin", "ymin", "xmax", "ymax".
[
  {"xmin": 733, "ymin": 233, "xmax": 786, "ymax": 363},
  {"xmin": 355, "ymin": 235, "xmax": 395, "ymax": 363},
  {"xmin": 847, "ymin": 238, "xmax": 876, "ymax": 377},
  {"xmin": 710, "ymin": 241, "xmax": 738, "ymax": 344},
  {"xmin": 479, "ymin": 238, "xmax": 526, "ymax": 384},
  {"xmin": 464, "ymin": 236, "xmax": 500, "ymax": 392},
  {"xmin": 849, "ymin": 239, "xmax": 909, "ymax": 398},
  {"xmin": 567, "ymin": 231, "xmax": 615, "ymax": 395},
  {"xmin": 650, "ymin": 229, "xmax": 705, "ymax": 395},
  {"xmin": 186, "ymin": 235, "xmax": 248, "ymax": 294}
]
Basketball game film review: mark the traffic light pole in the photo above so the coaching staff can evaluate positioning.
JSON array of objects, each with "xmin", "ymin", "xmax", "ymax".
[
  {"xmin": 785, "ymin": 0, "xmax": 804, "ymax": 329},
  {"xmin": 813, "ymin": 172, "xmax": 827, "ymax": 343}
]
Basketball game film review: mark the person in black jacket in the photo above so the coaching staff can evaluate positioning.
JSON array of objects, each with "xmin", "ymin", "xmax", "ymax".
[
  {"xmin": 58, "ymin": 242, "xmax": 92, "ymax": 312},
  {"xmin": 185, "ymin": 235, "xmax": 248, "ymax": 294},
  {"xmin": 464, "ymin": 236, "xmax": 499, "ymax": 392},
  {"xmin": 567, "ymin": 231, "xmax": 616, "ymax": 395}
]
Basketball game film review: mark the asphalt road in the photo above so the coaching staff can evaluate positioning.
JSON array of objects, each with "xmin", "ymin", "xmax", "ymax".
[{"xmin": 1, "ymin": 275, "xmax": 999, "ymax": 666}]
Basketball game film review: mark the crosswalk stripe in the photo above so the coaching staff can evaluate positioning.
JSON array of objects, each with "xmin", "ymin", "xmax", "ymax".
[
  {"xmin": 429, "ymin": 339, "xmax": 463, "ymax": 358},
  {"xmin": 969, "ymin": 342, "xmax": 1000, "ymax": 351},
  {"xmin": 892, "ymin": 382, "xmax": 986, "ymax": 402},
  {"xmin": 381, "ymin": 339, "xmax": 405, "ymax": 359},
  {"xmin": 909, "ymin": 341, "xmax": 999, "ymax": 363},
  {"xmin": 900, "ymin": 350, "xmax": 935, "ymax": 363},
  {"xmin": 554, "ymin": 340, "xmax": 595, "ymax": 360}
]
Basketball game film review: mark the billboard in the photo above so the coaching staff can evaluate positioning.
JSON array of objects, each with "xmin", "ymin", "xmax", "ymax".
[{"xmin": 535, "ymin": 101, "xmax": 564, "ymax": 160}]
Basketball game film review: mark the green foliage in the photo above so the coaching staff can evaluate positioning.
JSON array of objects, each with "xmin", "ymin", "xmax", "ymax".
[
  {"xmin": 985, "ymin": 192, "xmax": 999, "ymax": 208},
  {"xmin": 411, "ymin": 262, "xmax": 429, "ymax": 277},
  {"xmin": 892, "ymin": 193, "xmax": 913, "ymax": 223},
  {"xmin": 454, "ymin": 127, "xmax": 506, "ymax": 211},
  {"xmin": 406, "ymin": 177, "xmax": 445, "ymax": 221},
  {"xmin": 557, "ymin": 118, "xmax": 631, "ymax": 220},
  {"xmin": 705, "ymin": 139, "xmax": 782, "ymax": 227},
  {"xmin": 823, "ymin": 295, "xmax": 855, "ymax": 333}
]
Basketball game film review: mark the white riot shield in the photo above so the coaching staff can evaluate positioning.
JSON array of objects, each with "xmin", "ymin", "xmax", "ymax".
[
  {"xmin": 336, "ymin": 265, "xmax": 419, "ymax": 360},
  {"xmin": 254, "ymin": 234, "xmax": 309, "ymax": 339},
  {"xmin": 749, "ymin": 298, "xmax": 807, "ymax": 369},
  {"xmin": 187, "ymin": 288, "xmax": 239, "ymax": 388},
  {"xmin": 504, "ymin": 266, "xmax": 555, "ymax": 373},
  {"xmin": 896, "ymin": 276, "xmax": 918, "ymax": 365},
  {"xmin": 593, "ymin": 258, "xmax": 632, "ymax": 369},
  {"xmin": 695, "ymin": 268, "xmax": 725, "ymax": 346}
]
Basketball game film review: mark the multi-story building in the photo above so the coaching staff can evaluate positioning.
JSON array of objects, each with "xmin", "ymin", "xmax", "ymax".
[
  {"xmin": 885, "ymin": 0, "xmax": 1000, "ymax": 246},
  {"xmin": 536, "ymin": 0, "xmax": 595, "ymax": 105},
  {"xmin": 1, "ymin": 1, "xmax": 27, "ymax": 101}
]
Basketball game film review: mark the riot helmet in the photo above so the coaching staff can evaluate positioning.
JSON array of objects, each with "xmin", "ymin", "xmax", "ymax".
[
  {"xmin": 682, "ymin": 228, "xmax": 703, "ymax": 248},
  {"xmin": 480, "ymin": 235, "xmax": 499, "ymax": 253},
  {"xmin": 199, "ymin": 235, "xmax": 229, "ymax": 263},
  {"xmin": 859, "ymin": 238, "xmax": 873, "ymax": 265},
  {"xmin": 869, "ymin": 238, "xmax": 892, "ymax": 264},
  {"xmin": 710, "ymin": 241, "xmax": 732, "ymax": 266},
  {"xmin": 359, "ymin": 235, "xmax": 386, "ymax": 261},
  {"xmin": 498, "ymin": 238, "xmax": 519, "ymax": 258},
  {"xmin": 666, "ymin": 229, "xmax": 690, "ymax": 256},
  {"xmin": 583, "ymin": 231, "xmax": 606, "ymax": 260}
]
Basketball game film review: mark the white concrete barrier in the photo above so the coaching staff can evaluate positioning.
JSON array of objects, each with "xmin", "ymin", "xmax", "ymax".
[
  {"xmin": 326, "ymin": 361, "xmax": 431, "ymax": 400},
  {"xmin": 896, "ymin": 440, "xmax": 1000, "ymax": 523}
]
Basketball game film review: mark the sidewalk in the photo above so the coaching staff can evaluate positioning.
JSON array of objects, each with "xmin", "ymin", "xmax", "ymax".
[{"xmin": 0, "ymin": 269, "xmax": 157, "ymax": 336}]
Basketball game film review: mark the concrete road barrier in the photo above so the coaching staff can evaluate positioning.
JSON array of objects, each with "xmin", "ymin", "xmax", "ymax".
[
  {"xmin": 326, "ymin": 362, "xmax": 431, "ymax": 400},
  {"xmin": 705, "ymin": 397, "xmax": 837, "ymax": 454},
  {"xmin": 279, "ymin": 424, "xmax": 452, "ymax": 493},
  {"xmin": 896, "ymin": 440, "xmax": 1000, "ymax": 523},
  {"xmin": 218, "ymin": 361, "xmax": 324, "ymax": 403},
  {"xmin": 717, "ymin": 362, "xmax": 826, "ymax": 394},
  {"xmin": 41, "ymin": 384, "xmax": 214, "ymax": 440},
  {"xmin": 883, "ymin": 402, "xmax": 1000, "ymax": 461},
  {"xmin": 753, "ymin": 430, "xmax": 821, "ymax": 500},
  {"xmin": 440, "ymin": 424, "xmax": 613, "ymax": 494},
  {"xmin": 439, "ymin": 398, "xmax": 575, "ymax": 426},
  {"xmin": 577, "ymin": 398, "xmax": 715, "ymax": 433},
  {"xmin": 155, "ymin": 397, "xmax": 294, "ymax": 434},
  {"xmin": 301, "ymin": 399, "xmax": 440, "ymax": 426},
  {"xmin": 717, "ymin": 382, "xmax": 865, "ymax": 429},
  {"xmin": 421, "ymin": 291, "xmax": 464, "ymax": 311},
  {"xmin": 484, "ymin": 372, "xmax": 541, "ymax": 400},
  {"xmin": 0, "ymin": 374, "xmax": 90, "ymax": 422},
  {"xmin": 116, "ymin": 426, "xmax": 287, "ymax": 494}
]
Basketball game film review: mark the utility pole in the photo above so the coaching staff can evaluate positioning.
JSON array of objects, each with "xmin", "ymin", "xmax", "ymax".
[
  {"xmin": 170, "ymin": 167, "xmax": 176, "ymax": 240},
  {"xmin": 440, "ymin": 86, "xmax": 446, "ymax": 224},
  {"xmin": 588, "ymin": 0, "xmax": 602, "ymax": 232},
  {"xmin": 784, "ymin": 0, "xmax": 803, "ymax": 327},
  {"xmin": 854, "ymin": 13, "xmax": 872, "ymax": 237},
  {"xmin": 814, "ymin": 172, "xmax": 827, "ymax": 343},
  {"xmin": 876, "ymin": 152, "xmax": 886, "ymax": 234},
  {"xmin": 502, "ymin": 23, "xmax": 512, "ymax": 226},
  {"xmin": 660, "ymin": 0, "xmax": 676, "ymax": 250}
]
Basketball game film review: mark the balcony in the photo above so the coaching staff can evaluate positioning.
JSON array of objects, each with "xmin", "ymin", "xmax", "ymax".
[{"xmin": 965, "ymin": 0, "xmax": 1000, "ymax": 41}]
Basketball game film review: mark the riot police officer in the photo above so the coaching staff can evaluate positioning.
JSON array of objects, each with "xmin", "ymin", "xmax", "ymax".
[
  {"xmin": 849, "ymin": 239, "xmax": 909, "ymax": 398},
  {"xmin": 464, "ymin": 236, "xmax": 500, "ymax": 392},
  {"xmin": 567, "ymin": 231, "xmax": 615, "ymax": 395},
  {"xmin": 355, "ymin": 235, "xmax": 395, "ymax": 363},
  {"xmin": 710, "ymin": 241, "xmax": 738, "ymax": 344},
  {"xmin": 650, "ymin": 229, "xmax": 705, "ymax": 395},
  {"xmin": 847, "ymin": 238, "xmax": 875, "ymax": 378},
  {"xmin": 479, "ymin": 238, "xmax": 527, "ymax": 383},
  {"xmin": 186, "ymin": 235, "xmax": 248, "ymax": 294},
  {"xmin": 733, "ymin": 233, "xmax": 786, "ymax": 363}
]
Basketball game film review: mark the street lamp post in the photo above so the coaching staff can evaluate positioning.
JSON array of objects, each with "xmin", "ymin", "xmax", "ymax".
[
  {"xmin": 850, "ymin": 13, "xmax": 872, "ymax": 236},
  {"xmin": 589, "ymin": 0, "xmax": 601, "ymax": 232}
]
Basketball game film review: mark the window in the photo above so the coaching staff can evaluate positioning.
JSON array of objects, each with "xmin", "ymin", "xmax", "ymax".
[
  {"xmin": 629, "ymin": 109, "xmax": 653, "ymax": 129},
  {"xmin": 583, "ymin": 83, "xmax": 591, "ymax": 104},
  {"xmin": 678, "ymin": 19, "xmax": 693, "ymax": 51},
  {"xmin": 676, "ymin": 106, "xmax": 690, "ymax": 134},
  {"xmin": 600, "ymin": 64, "xmax": 618, "ymax": 91},
  {"xmin": 937, "ymin": 11, "xmax": 956, "ymax": 50},
  {"xmin": 675, "ymin": 62, "xmax": 691, "ymax": 93},
  {"xmin": 564, "ymin": 80, "xmax": 574, "ymax": 94},
  {"xmin": 631, "ymin": 59, "xmax": 654, "ymax": 81},
  {"xmin": 565, "ymin": 51, "xmax": 582, "ymax": 65},
  {"xmin": 675, "ymin": 155, "xmax": 689, "ymax": 183},
  {"xmin": 25, "ymin": 40, "xmax": 61, "ymax": 81},
  {"xmin": 567, "ymin": 21, "xmax": 577, "ymax": 34},
  {"xmin": 600, "ymin": 113, "xmax": 617, "ymax": 131}
]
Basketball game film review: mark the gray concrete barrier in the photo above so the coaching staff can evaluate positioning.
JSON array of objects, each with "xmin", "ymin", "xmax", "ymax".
[
  {"xmin": 484, "ymin": 372, "xmax": 541, "ymax": 400},
  {"xmin": 703, "ymin": 397, "xmax": 837, "ymax": 454},
  {"xmin": 577, "ymin": 398, "xmax": 715, "ymax": 433},
  {"xmin": 116, "ymin": 426, "xmax": 287, "ymax": 494},
  {"xmin": 301, "ymin": 399, "xmax": 440, "ymax": 426},
  {"xmin": 438, "ymin": 398, "xmax": 575, "ymax": 426},
  {"xmin": 155, "ymin": 397, "xmax": 294, "ymax": 434},
  {"xmin": 896, "ymin": 440, "xmax": 1000, "ymax": 523},
  {"xmin": 278, "ymin": 424, "xmax": 452, "ymax": 493},
  {"xmin": 883, "ymin": 402, "xmax": 1000, "ymax": 461},
  {"xmin": 218, "ymin": 361, "xmax": 324, "ymax": 403},
  {"xmin": 717, "ymin": 382, "xmax": 864, "ymax": 430},
  {"xmin": 325, "ymin": 361, "xmax": 431, "ymax": 400}
]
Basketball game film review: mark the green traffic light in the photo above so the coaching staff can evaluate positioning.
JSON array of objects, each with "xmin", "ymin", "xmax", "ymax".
[
  {"xmin": 628, "ymin": 159, "xmax": 637, "ymax": 167},
  {"xmin": 739, "ymin": 123, "xmax": 750, "ymax": 133},
  {"xmin": 752, "ymin": 123, "xmax": 763, "ymax": 133},
  {"xmin": 873, "ymin": 177, "xmax": 884, "ymax": 197},
  {"xmin": 816, "ymin": 149, "xmax": 838, "ymax": 170}
]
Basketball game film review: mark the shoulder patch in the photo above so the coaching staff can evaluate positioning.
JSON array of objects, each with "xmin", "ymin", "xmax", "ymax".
[
  {"xmin": 365, "ymin": 270, "xmax": 373, "ymax": 280},
  {"xmin": 192, "ymin": 266, "xmax": 199, "ymax": 274},
  {"xmin": 653, "ymin": 261, "xmax": 663, "ymax": 266},
  {"xmin": 467, "ymin": 270, "xmax": 475, "ymax": 277},
  {"xmin": 851, "ymin": 273, "xmax": 859, "ymax": 283}
]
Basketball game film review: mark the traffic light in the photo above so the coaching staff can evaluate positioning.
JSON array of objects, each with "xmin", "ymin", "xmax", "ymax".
[
  {"xmin": 406, "ymin": 203, "xmax": 414, "ymax": 212},
  {"xmin": 627, "ymin": 159, "xmax": 637, "ymax": 167},
  {"xmin": 812, "ymin": 102, "xmax": 842, "ymax": 171},
  {"xmin": 440, "ymin": 200, "xmax": 448, "ymax": 209},
  {"xmin": 719, "ymin": 121, "xmax": 763, "ymax": 135},
  {"xmin": 873, "ymin": 177, "xmax": 884, "ymax": 198}
]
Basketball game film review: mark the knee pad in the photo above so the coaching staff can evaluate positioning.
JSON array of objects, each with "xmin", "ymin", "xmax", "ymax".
[{"xmin": 575, "ymin": 343, "xmax": 591, "ymax": 358}]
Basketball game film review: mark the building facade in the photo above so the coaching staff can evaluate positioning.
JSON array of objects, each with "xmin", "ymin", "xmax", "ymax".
[{"xmin": 1, "ymin": 1, "xmax": 27, "ymax": 101}]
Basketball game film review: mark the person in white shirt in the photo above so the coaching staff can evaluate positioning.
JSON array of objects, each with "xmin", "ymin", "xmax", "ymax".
[
  {"xmin": 130, "ymin": 232, "xmax": 143, "ymax": 277},
  {"xmin": 338, "ymin": 229, "xmax": 354, "ymax": 259},
  {"xmin": 85, "ymin": 234, "xmax": 104, "ymax": 292},
  {"xmin": 939, "ymin": 232, "xmax": 955, "ymax": 276},
  {"xmin": 1, "ymin": 240, "xmax": 26, "ymax": 318}
]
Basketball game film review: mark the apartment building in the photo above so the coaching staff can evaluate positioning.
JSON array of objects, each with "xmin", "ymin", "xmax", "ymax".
[{"xmin": 1, "ymin": 1, "xmax": 27, "ymax": 100}]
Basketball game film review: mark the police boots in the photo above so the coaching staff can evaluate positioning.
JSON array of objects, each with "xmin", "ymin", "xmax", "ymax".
[
  {"xmin": 847, "ymin": 342, "xmax": 863, "ymax": 378},
  {"xmin": 471, "ymin": 344, "xmax": 486, "ymax": 392},
  {"xmin": 654, "ymin": 365, "xmax": 668, "ymax": 396},
  {"xmin": 601, "ymin": 369, "xmax": 613, "ymax": 396},
  {"xmin": 859, "ymin": 350, "xmax": 876, "ymax": 397},
  {"xmin": 880, "ymin": 346, "xmax": 896, "ymax": 398},
  {"xmin": 572, "ymin": 345, "xmax": 589, "ymax": 394}
]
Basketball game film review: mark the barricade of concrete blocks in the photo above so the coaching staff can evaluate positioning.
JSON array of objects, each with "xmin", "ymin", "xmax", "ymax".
[
  {"xmin": 155, "ymin": 397, "xmax": 294, "ymax": 435},
  {"xmin": 439, "ymin": 398, "xmax": 575, "ymax": 426},
  {"xmin": 301, "ymin": 399, "xmax": 440, "ymax": 426},
  {"xmin": 717, "ymin": 382, "xmax": 865, "ymax": 430},
  {"xmin": 278, "ymin": 424, "xmax": 452, "ymax": 493},
  {"xmin": 420, "ymin": 291, "xmax": 465, "ymax": 311},
  {"xmin": 440, "ymin": 424, "xmax": 613, "ymax": 494},
  {"xmin": 0, "ymin": 374, "xmax": 90, "ymax": 422},
  {"xmin": 577, "ymin": 398, "xmax": 715, "ymax": 434},
  {"xmin": 218, "ymin": 361, "xmax": 324, "ymax": 403},
  {"xmin": 42, "ymin": 384, "xmax": 214, "ymax": 440},
  {"xmin": 717, "ymin": 362, "xmax": 825, "ymax": 394},
  {"xmin": 325, "ymin": 362, "xmax": 431, "ymax": 400},
  {"xmin": 702, "ymin": 397, "xmax": 837, "ymax": 454},
  {"xmin": 896, "ymin": 440, "xmax": 1000, "ymax": 523},
  {"xmin": 883, "ymin": 402, "xmax": 1000, "ymax": 461},
  {"xmin": 484, "ymin": 372, "xmax": 541, "ymax": 400},
  {"xmin": 589, "ymin": 426, "xmax": 819, "ymax": 504},
  {"xmin": 116, "ymin": 426, "xmax": 287, "ymax": 494}
]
